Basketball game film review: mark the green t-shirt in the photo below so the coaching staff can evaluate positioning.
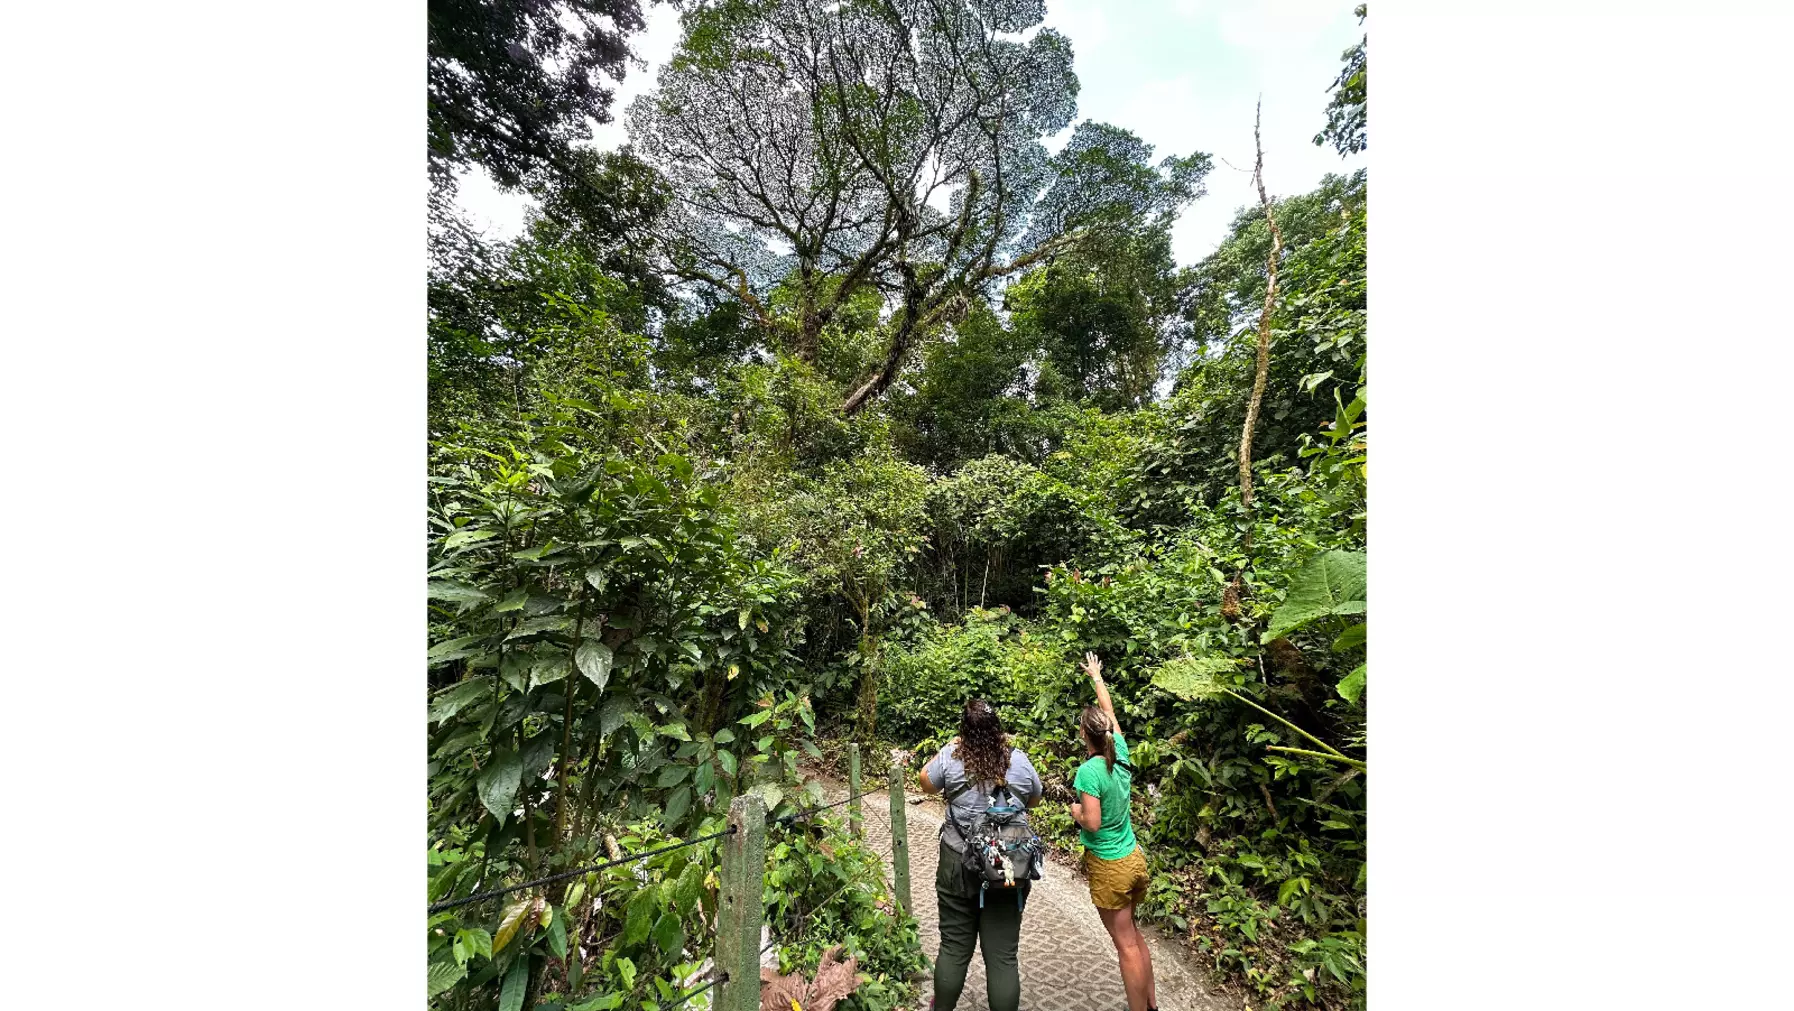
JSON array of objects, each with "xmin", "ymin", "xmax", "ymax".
[{"xmin": 1073, "ymin": 729, "xmax": 1137, "ymax": 860}]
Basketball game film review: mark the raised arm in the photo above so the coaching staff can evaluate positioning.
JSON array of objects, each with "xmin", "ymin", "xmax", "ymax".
[{"xmin": 1084, "ymin": 652, "xmax": 1120, "ymax": 737}]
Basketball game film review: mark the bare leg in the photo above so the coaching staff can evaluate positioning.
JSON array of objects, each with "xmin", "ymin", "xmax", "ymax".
[
  {"xmin": 1132, "ymin": 916, "xmax": 1157, "ymax": 1009},
  {"xmin": 1097, "ymin": 905, "xmax": 1154, "ymax": 1011}
]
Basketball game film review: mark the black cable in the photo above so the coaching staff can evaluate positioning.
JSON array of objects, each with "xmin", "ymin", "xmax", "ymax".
[
  {"xmin": 656, "ymin": 971, "xmax": 727, "ymax": 1011},
  {"xmin": 760, "ymin": 908, "xmax": 802, "ymax": 957},
  {"xmin": 771, "ymin": 791, "xmax": 860, "ymax": 826},
  {"xmin": 428, "ymin": 826, "xmax": 738, "ymax": 913}
]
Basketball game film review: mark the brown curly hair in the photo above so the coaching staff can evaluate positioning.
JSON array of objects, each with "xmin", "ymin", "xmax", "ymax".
[{"xmin": 953, "ymin": 699, "xmax": 1012, "ymax": 785}]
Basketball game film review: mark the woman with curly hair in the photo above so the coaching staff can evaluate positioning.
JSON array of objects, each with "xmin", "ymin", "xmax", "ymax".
[{"xmin": 917, "ymin": 699, "xmax": 1043, "ymax": 1011}]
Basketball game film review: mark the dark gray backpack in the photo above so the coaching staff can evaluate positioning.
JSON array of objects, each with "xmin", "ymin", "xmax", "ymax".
[{"xmin": 944, "ymin": 777, "xmax": 1045, "ymax": 908}]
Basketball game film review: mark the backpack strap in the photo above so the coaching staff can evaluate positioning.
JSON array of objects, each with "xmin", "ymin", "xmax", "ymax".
[{"xmin": 943, "ymin": 777, "xmax": 1012, "ymax": 840}]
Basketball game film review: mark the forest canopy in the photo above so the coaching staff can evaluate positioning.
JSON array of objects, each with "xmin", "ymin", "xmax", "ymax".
[{"xmin": 427, "ymin": 3, "xmax": 1369, "ymax": 1010}]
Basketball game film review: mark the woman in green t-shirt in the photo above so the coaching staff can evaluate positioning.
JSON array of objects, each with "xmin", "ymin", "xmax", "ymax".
[{"xmin": 1067, "ymin": 652, "xmax": 1158, "ymax": 1011}]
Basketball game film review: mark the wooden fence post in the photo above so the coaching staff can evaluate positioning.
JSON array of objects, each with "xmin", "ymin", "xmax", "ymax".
[
  {"xmin": 716, "ymin": 793, "xmax": 766, "ymax": 1011},
  {"xmin": 848, "ymin": 744, "xmax": 863, "ymax": 839},
  {"xmin": 888, "ymin": 766, "xmax": 911, "ymax": 917}
]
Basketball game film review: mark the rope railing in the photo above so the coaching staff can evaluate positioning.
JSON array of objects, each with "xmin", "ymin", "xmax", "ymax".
[
  {"xmin": 655, "ymin": 970, "xmax": 726, "ymax": 1011},
  {"xmin": 430, "ymin": 790, "xmax": 864, "ymax": 914},
  {"xmin": 772, "ymin": 790, "xmax": 859, "ymax": 826},
  {"xmin": 429, "ymin": 744, "xmax": 907, "ymax": 1009},
  {"xmin": 428, "ymin": 826, "xmax": 739, "ymax": 914}
]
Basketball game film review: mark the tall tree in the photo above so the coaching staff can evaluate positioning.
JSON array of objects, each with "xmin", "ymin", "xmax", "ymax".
[
  {"xmin": 428, "ymin": 0, "xmax": 649, "ymax": 194},
  {"xmin": 629, "ymin": 0, "xmax": 1205, "ymax": 415},
  {"xmin": 1129, "ymin": 170, "xmax": 1365, "ymax": 522},
  {"xmin": 1005, "ymin": 123, "xmax": 1207, "ymax": 411}
]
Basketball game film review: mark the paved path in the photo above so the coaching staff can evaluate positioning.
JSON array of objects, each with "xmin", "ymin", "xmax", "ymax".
[{"xmin": 808, "ymin": 774, "xmax": 1242, "ymax": 1011}]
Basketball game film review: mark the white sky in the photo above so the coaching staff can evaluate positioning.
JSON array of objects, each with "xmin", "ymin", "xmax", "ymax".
[{"xmin": 451, "ymin": 0, "xmax": 1366, "ymax": 267}]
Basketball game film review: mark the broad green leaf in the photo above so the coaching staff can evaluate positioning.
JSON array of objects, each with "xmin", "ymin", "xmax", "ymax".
[
  {"xmin": 656, "ymin": 723, "xmax": 691, "ymax": 742},
  {"xmin": 651, "ymin": 913, "xmax": 684, "ymax": 958},
  {"xmin": 715, "ymin": 750, "xmax": 737, "ymax": 778},
  {"xmin": 495, "ymin": 588, "xmax": 528, "ymax": 612},
  {"xmin": 673, "ymin": 863, "xmax": 703, "ymax": 917},
  {"xmin": 694, "ymin": 761, "xmax": 713, "ymax": 796},
  {"xmin": 622, "ymin": 893, "xmax": 652, "ymax": 946},
  {"xmin": 521, "ymin": 733, "xmax": 557, "ymax": 782},
  {"xmin": 429, "ymin": 677, "xmax": 495, "ymax": 724},
  {"xmin": 584, "ymin": 566, "xmax": 607, "ymax": 592},
  {"xmin": 547, "ymin": 905, "xmax": 568, "ymax": 958},
  {"xmin": 656, "ymin": 764, "xmax": 689, "ymax": 788},
  {"xmin": 530, "ymin": 649, "xmax": 572, "ymax": 689},
  {"xmin": 565, "ymin": 920, "xmax": 583, "ymax": 989},
  {"xmin": 498, "ymin": 953, "xmax": 529, "ymax": 1011},
  {"xmin": 428, "ymin": 581, "xmax": 491, "ymax": 604},
  {"xmin": 444, "ymin": 528, "xmax": 498, "ymax": 550},
  {"xmin": 599, "ymin": 698, "xmax": 631, "ymax": 739},
  {"xmin": 575, "ymin": 641, "xmax": 614, "ymax": 692},
  {"xmin": 499, "ymin": 652, "xmax": 530, "ymax": 693},
  {"xmin": 507, "ymin": 616, "xmax": 571, "ymax": 640},
  {"xmin": 625, "ymin": 712, "xmax": 655, "ymax": 739},
  {"xmin": 1331, "ymin": 623, "xmax": 1367, "ymax": 652},
  {"xmin": 456, "ymin": 928, "xmax": 493, "ymax": 963},
  {"xmin": 617, "ymin": 957, "xmax": 637, "ymax": 992},
  {"xmin": 1337, "ymin": 664, "xmax": 1366, "ymax": 704},
  {"xmin": 427, "ymin": 958, "xmax": 466, "ymax": 998},
  {"xmin": 494, "ymin": 898, "xmax": 533, "ymax": 954},
  {"xmin": 1262, "ymin": 550, "xmax": 1367, "ymax": 643},
  {"xmin": 1150, "ymin": 655, "xmax": 1241, "ymax": 701},
  {"xmin": 664, "ymin": 785, "xmax": 692, "ymax": 827},
  {"xmin": 477, "ymin": 749, "xmax": 523, "ymax": 824},
  {"xmin": 711, "ymin": 729, "xmax": 735, "ymax": 744},
  {"xmin": 523, "ymin": 595, "xmax": 565, "ymax": 617},
  {"xmin": 428, "ymin": 635, "xmax": 485, "ymax": 665},
  {"xmin": 748, "ymin": 782, "xmax": 783, "ymax": 812},
  {"xmin": 738, "ymin": 710, "xmax": 772, "ymax": 728}
]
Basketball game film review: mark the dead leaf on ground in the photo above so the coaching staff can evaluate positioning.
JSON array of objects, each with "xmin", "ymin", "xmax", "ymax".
[{"xmin": 758, "ymin": 945, "xmax": 861, "ymax": 1011}]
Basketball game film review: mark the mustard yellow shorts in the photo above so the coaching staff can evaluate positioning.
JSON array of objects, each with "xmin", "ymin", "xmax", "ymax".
[{"xmin": 1083, "ymin": 845, "xmax": 1149, "ymax": 910}]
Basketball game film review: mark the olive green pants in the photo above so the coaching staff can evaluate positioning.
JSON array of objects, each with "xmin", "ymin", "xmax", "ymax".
[{"xmin": 933, "ymin": 841, "xmax": 1027, "ymax": 1011}]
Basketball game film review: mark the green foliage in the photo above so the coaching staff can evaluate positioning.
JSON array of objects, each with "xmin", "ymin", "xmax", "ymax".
[
  {"xmin": 763, "ymin": 812, "xmax": 927, "ymax": 1011},
  {"xmin": 1315, "ymin": 6, "xmax": 1368, "ymax": 158},
  {"xmin": 426, "ymin": 10, "xmax": 1373, "ymax": 1005},
  {"xmin": 1262, "ymin": 550, "xmax": 1366, "ymax": 643},
  {"xmin": 428, "ymin": 0, "xmax": 647, "ymax": 193},
  {"xmin": 879, "ymin": 608, "xmax": 1070, "ymax": 746},
  {"xmin": 1134, "ymin": 171, "xmax": 1366, "ymax": 523},
  {"xmin": 1005, "ymin": 222, "xmax": 1184, "ymax": 412}
]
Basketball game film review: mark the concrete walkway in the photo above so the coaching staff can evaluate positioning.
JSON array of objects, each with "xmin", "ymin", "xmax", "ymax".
[{"xmin": 808, "ymin": 774, "xmax": 1243, "ymax": 1011}]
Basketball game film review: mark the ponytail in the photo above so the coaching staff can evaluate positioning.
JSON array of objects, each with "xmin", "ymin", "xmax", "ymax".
[{"xmin": 1079, "ymin": 706, "xmax": 1116, "ymax": 773}]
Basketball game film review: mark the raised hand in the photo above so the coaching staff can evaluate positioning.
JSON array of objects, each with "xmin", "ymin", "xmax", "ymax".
[{"xmin": 1083, "ymin": 651, "xmax": 1103, "ymax": 680}]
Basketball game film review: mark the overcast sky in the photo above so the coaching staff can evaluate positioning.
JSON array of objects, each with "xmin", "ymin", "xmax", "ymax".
[{"xmin": 451, "ymin": 0, "xmax": 1366, "ymax": 267}]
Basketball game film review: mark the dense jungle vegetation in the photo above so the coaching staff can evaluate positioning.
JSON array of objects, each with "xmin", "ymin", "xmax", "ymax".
[{"xmin": 427, "ymin": 2, "xmax": 1368, "ymax": 1009}]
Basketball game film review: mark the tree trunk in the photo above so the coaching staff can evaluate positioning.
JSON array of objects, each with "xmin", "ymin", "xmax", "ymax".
[
  {"xmin": 1237, "ymin": 98, "xmax": 1286, "ymax": 553},
  {"xmin": 552, "ymin": 597, "xmax": 588, "ymax": 845},
  {"xmin": 847, "ymin": 587, "xmax": 879, "ymax": 737}
]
